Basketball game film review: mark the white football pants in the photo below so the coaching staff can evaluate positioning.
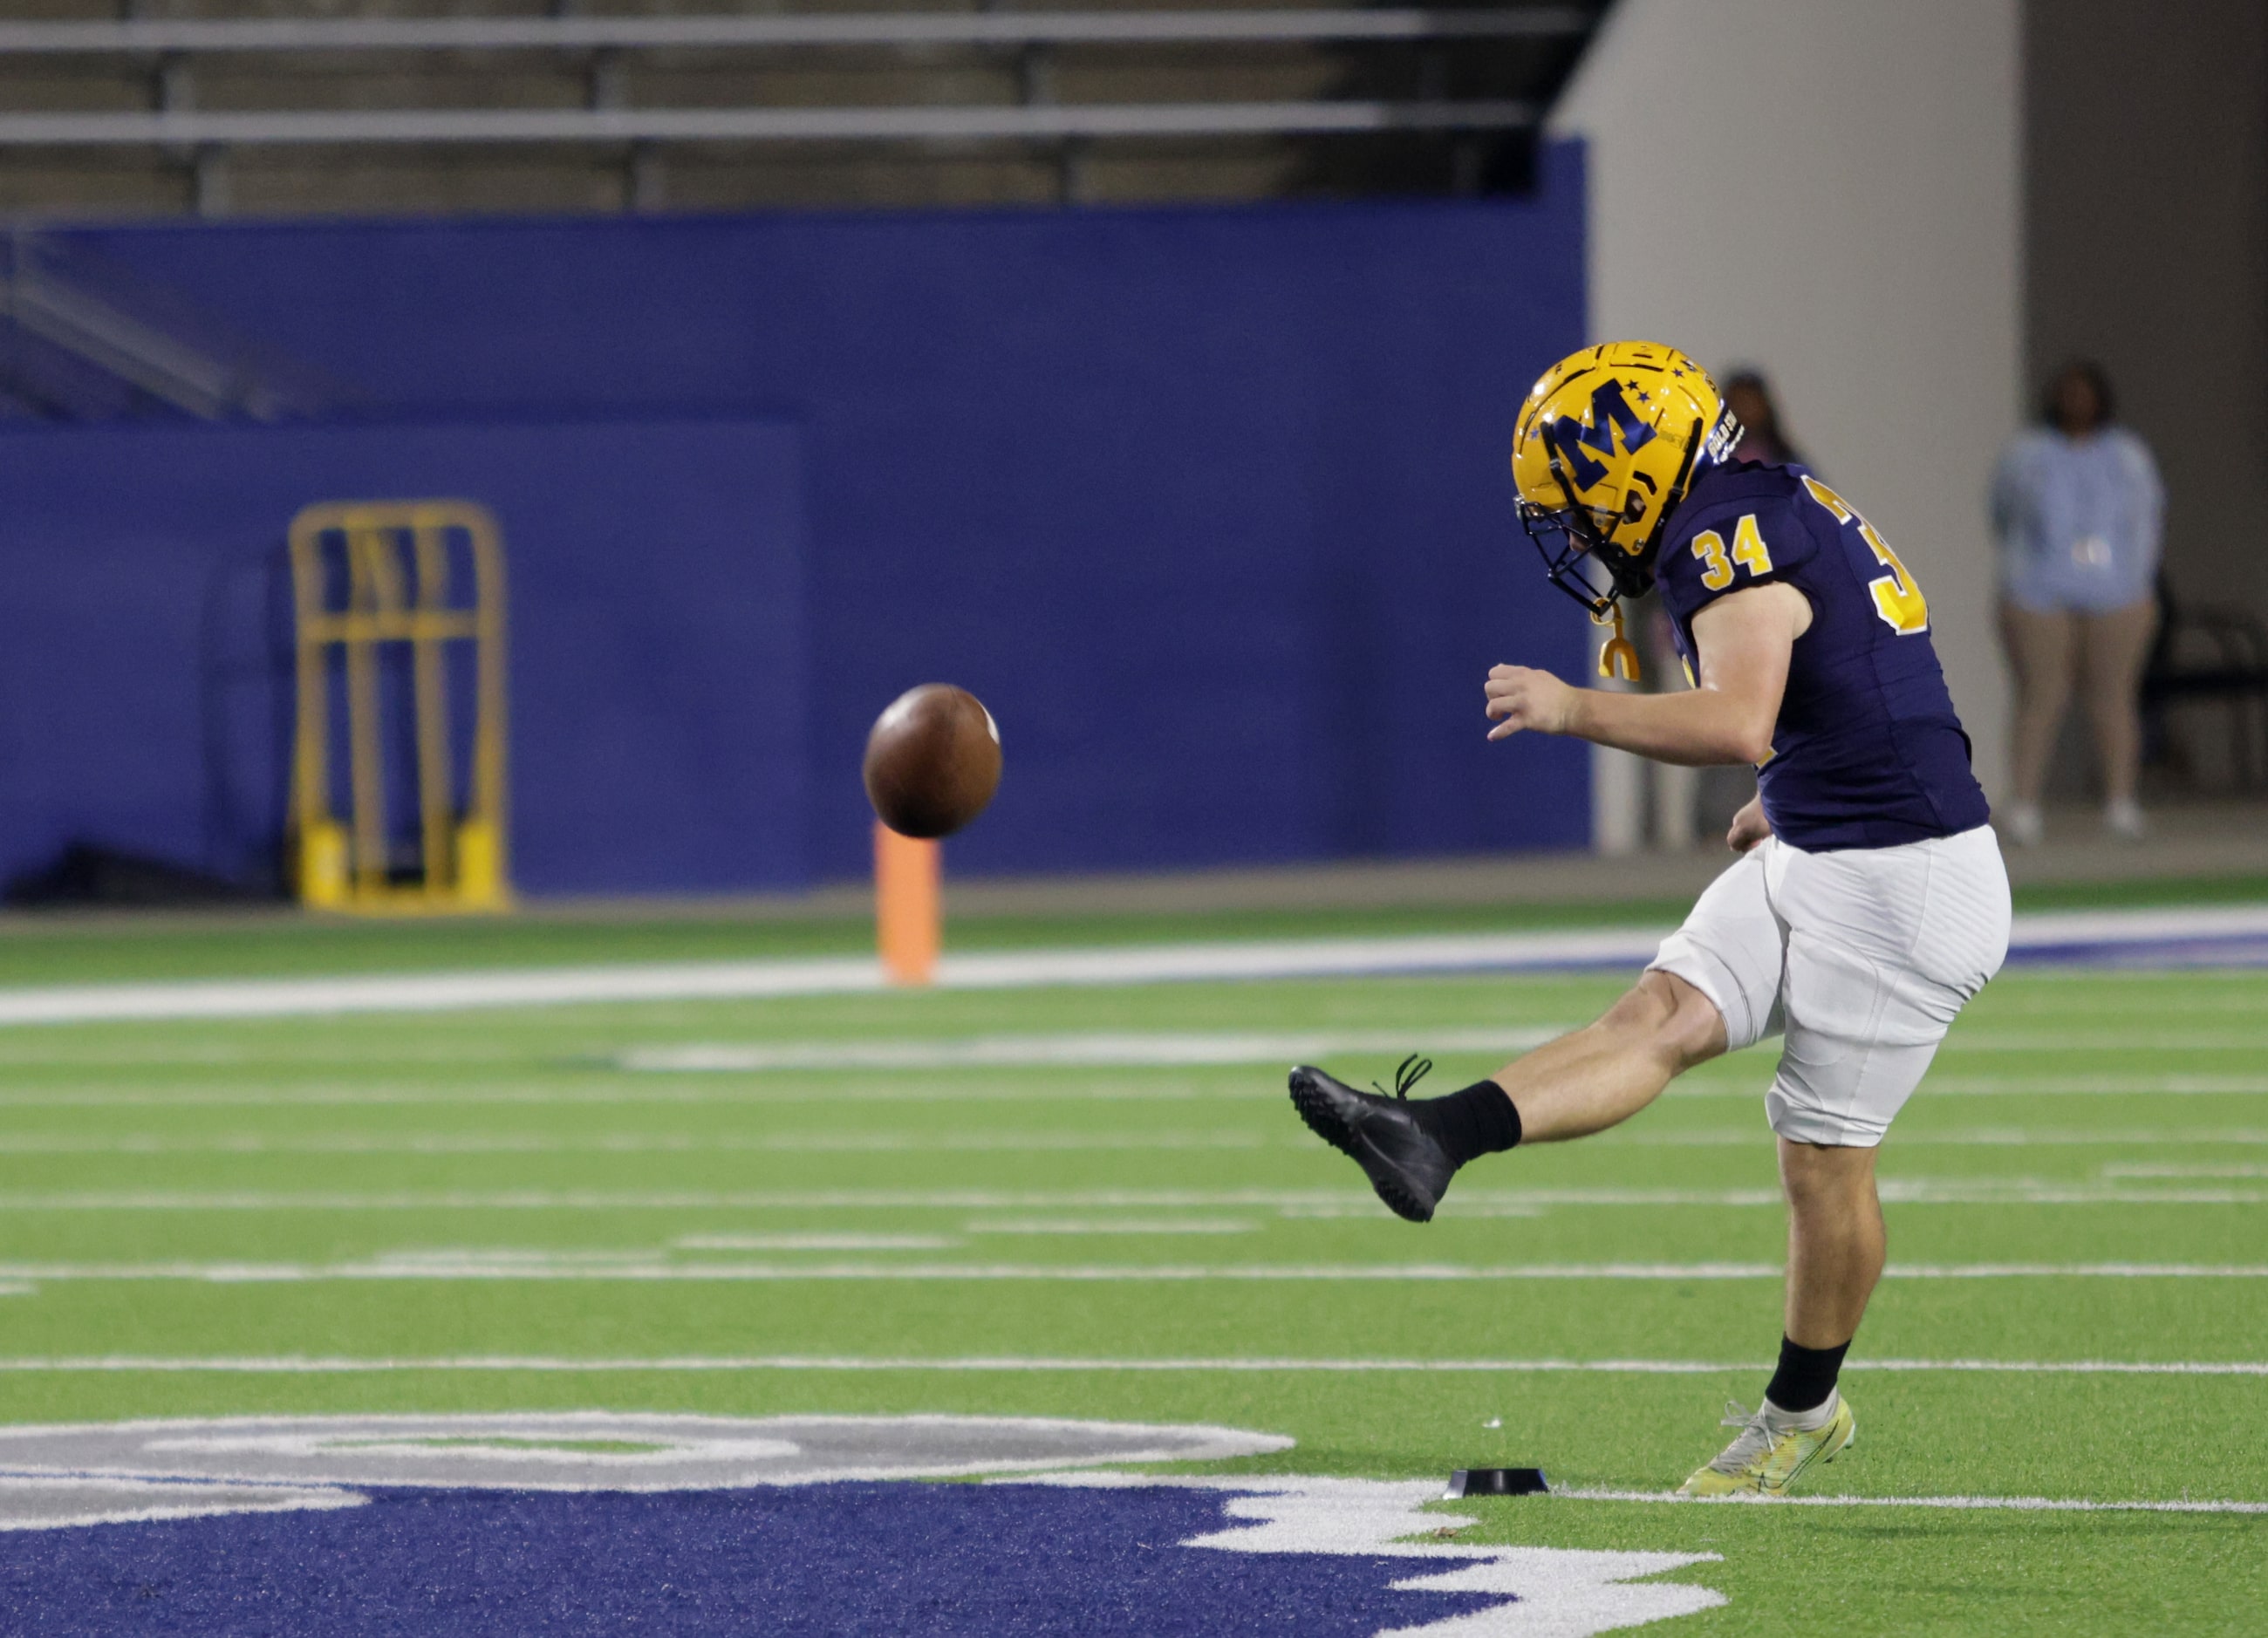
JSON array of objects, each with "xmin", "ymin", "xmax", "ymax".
[{"xmin": 1649, "ymin": 823, "xmax": 2012, "ymax": 1147}]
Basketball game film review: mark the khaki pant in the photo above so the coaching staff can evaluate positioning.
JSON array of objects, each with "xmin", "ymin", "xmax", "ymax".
[{"xmin": 1998, "ymin": 597, "xmax": 2157, "ymax": 805}]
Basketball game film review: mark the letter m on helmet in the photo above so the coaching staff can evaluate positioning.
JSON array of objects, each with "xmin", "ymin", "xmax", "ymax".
[{"xmin": 1543, "ymin": 379, "xmax": 1657, "ymax": 494}]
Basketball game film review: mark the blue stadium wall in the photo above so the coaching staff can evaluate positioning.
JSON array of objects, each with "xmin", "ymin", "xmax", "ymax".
[{"xmin": 2, "ymin": 143, "xmax": 1588, "ymax": 894}]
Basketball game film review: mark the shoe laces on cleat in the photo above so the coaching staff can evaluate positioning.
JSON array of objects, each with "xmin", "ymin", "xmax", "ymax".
[
  {"xmin": 1370, "ymin": 1054, "xmax": 1434, "ymax": 1100},
  {"xmin": 1705, "ymin": 1401, "xmax": 1779, "ymax": 1475}
]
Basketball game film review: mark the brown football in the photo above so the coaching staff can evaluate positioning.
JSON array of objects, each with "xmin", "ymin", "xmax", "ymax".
[{"xmin": 862, "ymin": 684, "xmax": 1002, "ymax": 839}]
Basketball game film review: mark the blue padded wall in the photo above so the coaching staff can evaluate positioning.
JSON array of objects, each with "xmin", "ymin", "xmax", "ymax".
[
  {"xmin": 0, "ymin": 420, "xmax": 807, "ymax": 896},
  {"xmin": 35, "ymin": 143, "xmax": 1588, "ymax": 889}
]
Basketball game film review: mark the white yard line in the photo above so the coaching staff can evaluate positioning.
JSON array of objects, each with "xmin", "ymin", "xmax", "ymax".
[
  {"xmin": 0, "ymin": 977, "xmax": 2236, "ymax": 1065},
  {"xmin": 629, "ymin": 1029, "xmax": 2258, "ymax": 1069},
  {"xmin": 0, "ymin": 1354, "xmax": 2254, "ymax": 1375},
  {"xmin": 0, "ymin": 938, "xmax": 1633, "ymax": 1028},
  {"xmin": 5, "ymin": 1127, "xmax": 2258, "ymax": 1154},
  {"xmin": 1671, "ymin": 1075, "xmax": 2268, "ymax": 1097},
  {"xmin": 2007, "ymin": 904, "xmax": 2268, "ymax": 945},
  {"xmin": 0, "ymin": 1084, "xmax": 1279, "ymax": 1108},
  {"xmin": 1996, "ymin": 984, "xmax": 2268, "ymax": 1007},
  {"xmin": 0, "ymin": 958, "xmax": 884, "ymax": 1027},
  {"xmin": 1553, "ymin": 1488, "xmax": 2268, "ymax": 1516},
  {"xmin": 0, "ymin": 1075, "xmax": 2261, "ymax": 1111},
  {"xmin": 1985, "ymin": 993, "xmax": 2268, "ymax": 1015},
  {"xmin": 0, "ymin": 1132, "xmax": 1272, "ymax": 1155},
  {"xmin": 1630, "ymin": 1129, "xmax": 2268, "ymax": 1146},
  {"xmin": 0, "ymin": 904, "xmax": 2255, "ymax": 1027},
  {"xmin": 619, "ymin": 1028, "xmax": 1561, "ymax": 1072},
  {"xmin": 672, "ymin": 1233, "xmax": 958, "ymax": 1252},
  {"xmin": 0, "ymin": 1258, "xmax": 2260, "ymax": 1282},
  {"xmin": 0, "ymin": 1259, "xmax": 1793, "ymax": 1282},
  {"xmin": 0, "ymin": 1184, "xmax": 2249, "ymax": 1210},
  {"xmin": 965, "ymin": 1218, "xmax": 1259, "ymax": 1236},
  {"xmin": 1931, "ymin": 1034, "xmax": 2268, "ymax": 1052},
  {"xmin": 1904, "ymin": 1075, "xmax": 2268, "ymax": 1095}
]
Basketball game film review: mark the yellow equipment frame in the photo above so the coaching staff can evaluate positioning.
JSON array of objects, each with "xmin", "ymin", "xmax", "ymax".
[{"xmin": 287, "ymin": 501, "xmax": 510, "ymax": 913}]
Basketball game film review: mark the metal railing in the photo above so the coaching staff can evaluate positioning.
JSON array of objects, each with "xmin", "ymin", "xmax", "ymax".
[
  {"xmin": 0, "ymin": 8, "xmax": 1576, "ymax": 149},
  {"xmin": 0, "ymin": 9, "xmax": 1589, "ymax": 57},
  {"xmin": 0, "ymin": 100, "xmax": 1539, "ymax": 148},
  {"xmin": 0, "ymin": 232, "xmax": 349, "ymax": 418}
]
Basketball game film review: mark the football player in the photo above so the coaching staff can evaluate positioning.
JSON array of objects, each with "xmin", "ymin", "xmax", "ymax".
[{"xmin": 1288, "ymin": 341, "xmax": 2011, "ymax": 1497}]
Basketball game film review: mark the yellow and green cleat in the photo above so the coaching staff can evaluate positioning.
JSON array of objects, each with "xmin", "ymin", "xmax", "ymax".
[{"xmin": 1677, "ymin": 1396, "xmax": 1855, "ymax": 1498}]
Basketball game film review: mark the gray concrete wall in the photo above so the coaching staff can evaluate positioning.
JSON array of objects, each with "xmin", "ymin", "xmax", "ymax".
[
  {"xmin": 2024, "ymin": 0, "xmax": 2268, "ymax": 623},
  {"xmin": 1549, "ymin": 0, "xmax": 2025, "ymax": 841}
]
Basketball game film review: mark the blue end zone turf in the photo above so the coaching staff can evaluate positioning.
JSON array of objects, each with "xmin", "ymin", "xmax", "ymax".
[
  {"xmin": 0, "ymin": 1483, "xmax": 1502, "ymax": 1637},
  {"xmin": 2011, "ymin": 935, "xmax": 2268, "ymax": 969}
]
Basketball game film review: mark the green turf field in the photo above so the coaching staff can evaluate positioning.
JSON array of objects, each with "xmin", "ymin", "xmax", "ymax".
[{"xmin": 0, "ymin": 915, "xmax": 2259, "ymax": 1634}]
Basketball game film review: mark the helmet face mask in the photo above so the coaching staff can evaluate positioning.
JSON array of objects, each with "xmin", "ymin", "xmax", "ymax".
[
  {"xmin": 1508, "ymin": 342, "xmax": 1740, "ymax": 616},
  {"xmin": 1516, "ymin": 496, "xmax": 1640, "ymax": 618}
]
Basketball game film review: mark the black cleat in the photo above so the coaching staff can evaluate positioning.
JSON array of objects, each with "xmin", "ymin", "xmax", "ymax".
[{"xmin": 1288, "ymin": 1062, "xmax": 1456, "ymax": 1224}]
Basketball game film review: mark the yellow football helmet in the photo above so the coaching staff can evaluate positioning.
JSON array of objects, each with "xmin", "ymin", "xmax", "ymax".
[{"xmin": 1511, "ymin": 340, "xmax": 1741, "ymax": 614}]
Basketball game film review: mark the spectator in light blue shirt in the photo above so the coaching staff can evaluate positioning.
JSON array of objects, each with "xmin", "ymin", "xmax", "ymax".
[{"xmin": 1990, "ymin": 361, "xmax": 2163, "ymax": 844}]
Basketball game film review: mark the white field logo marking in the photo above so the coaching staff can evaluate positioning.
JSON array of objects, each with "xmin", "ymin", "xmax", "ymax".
[
  {"xmin": 0, "ymin": 1415, "xmax": 1725, "ymax": 1634},
  {"xmin": 0, "ymin": 1411, "xmax": 1286, "ymax": 1494},
  {"xmin": 1028, "ymin": 1471, "xmax": 1725, "ymax": 1635}
]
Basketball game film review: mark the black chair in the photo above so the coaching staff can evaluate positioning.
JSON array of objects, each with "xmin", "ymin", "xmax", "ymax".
[{"xmin": 2143, "ymin": 571, "xmax": 2268, "ymax": 789}]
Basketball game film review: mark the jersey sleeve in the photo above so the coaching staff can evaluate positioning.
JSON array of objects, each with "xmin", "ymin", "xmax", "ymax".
[{"xmin": 1656, "ymin": 487, "xmax": 1821, "ymax": 624}]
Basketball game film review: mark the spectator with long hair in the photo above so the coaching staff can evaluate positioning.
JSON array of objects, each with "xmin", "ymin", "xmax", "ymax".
[
  {"xmin": 1722, "ymin": 370, "xmax": 1806, "ymax": 468},
  {"xmin": 1990, "ymin": 360, "xmax": 2162, "ymax": 843}
]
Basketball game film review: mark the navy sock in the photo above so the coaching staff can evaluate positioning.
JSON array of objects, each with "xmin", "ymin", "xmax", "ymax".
[
  {"xmin": 1404, "ymin": 1080, "xmax": 1521, "ymax": 1170},
  {"xmin": 1764, "ymin": 1335, "xmax": 1850, "ymax": 1414}
]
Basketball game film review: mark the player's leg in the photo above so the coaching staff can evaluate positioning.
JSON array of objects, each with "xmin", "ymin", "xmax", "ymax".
[
  {"xmin": 1286, "ymin": 970, "xmax": 1726, "ymax": 1222},
  {"xmin": 1683, "ymin": 827, "xmax": 2010, "ymax": 1497},
  {"xmin": 1997, "ymin": 599, "xmax": 2077, "ymax": 841},
  {"xmin": 1509, "ymin": 837, "xmax": 1791, "ymax": 1145},
  {"xmin": 1288, "ymin": 844, "xmax": 1784, "ymax": 1220},
  {"xmin": 1484, "ymin": 968, "xmax": 1725, "ymax": 1143},
  {"xmin": 1780, "ymin": 1139, "xmax": 1885, "ymax": 1348},
  {"xmin": 1677, "ymin": 1142, "xmax": 1884, "ymax": 1499},
  {"xmin": 2076, "ymin": 596, "xmax": 2157, "ymax": 836}
]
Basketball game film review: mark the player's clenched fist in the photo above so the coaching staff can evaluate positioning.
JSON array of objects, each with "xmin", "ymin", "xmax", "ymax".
[
  {"xmin": 1726, "ymin": 794, "xmax": 1773, "ymax": 854},
  {"xmin": 1484, "ymin": 665, "xmax": 1575, "ymax": 741}
]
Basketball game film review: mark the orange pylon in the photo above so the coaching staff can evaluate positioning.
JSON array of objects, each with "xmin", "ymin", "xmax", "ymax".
[{"xmin": 875, "ymin": 822, "xmax": 940, "ymax": 986}]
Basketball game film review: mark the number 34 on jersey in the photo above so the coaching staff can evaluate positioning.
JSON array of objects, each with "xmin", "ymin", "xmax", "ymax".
[{"xmin": 1689, "ymin": 475, "xmax": 1930, "ymax": 635}]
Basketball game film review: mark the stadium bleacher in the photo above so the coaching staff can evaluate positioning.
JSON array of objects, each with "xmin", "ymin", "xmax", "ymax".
[{"xmin": 0, "ymin": 2, "xmax": 1603, "ymax": 216}]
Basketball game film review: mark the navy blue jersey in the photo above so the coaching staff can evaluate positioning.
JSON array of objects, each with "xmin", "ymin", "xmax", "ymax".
[{"xmin": 1653, "ymin": 461, "xmax": 1990, "ymax": 851}]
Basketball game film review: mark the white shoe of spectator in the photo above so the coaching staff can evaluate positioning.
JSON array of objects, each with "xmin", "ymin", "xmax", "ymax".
[
  {"xmin": 2002, "ymin": 802, "xmax": 2044, "ymax": 848},
  {"xmin": 2104, "ymin": 798, "xmax": 2148, "ymax": 843}
]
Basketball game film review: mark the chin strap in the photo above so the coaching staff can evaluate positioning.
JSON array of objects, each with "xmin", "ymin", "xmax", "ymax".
[{"xmin": 1595, "ymin": 603, "xmax": 1641, "ymax": 684}]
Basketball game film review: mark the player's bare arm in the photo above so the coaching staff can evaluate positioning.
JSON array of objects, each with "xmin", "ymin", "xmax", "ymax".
[{"xmin": 1480, "ymin": 580, "xmax": 1812, "ymax": 765}]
